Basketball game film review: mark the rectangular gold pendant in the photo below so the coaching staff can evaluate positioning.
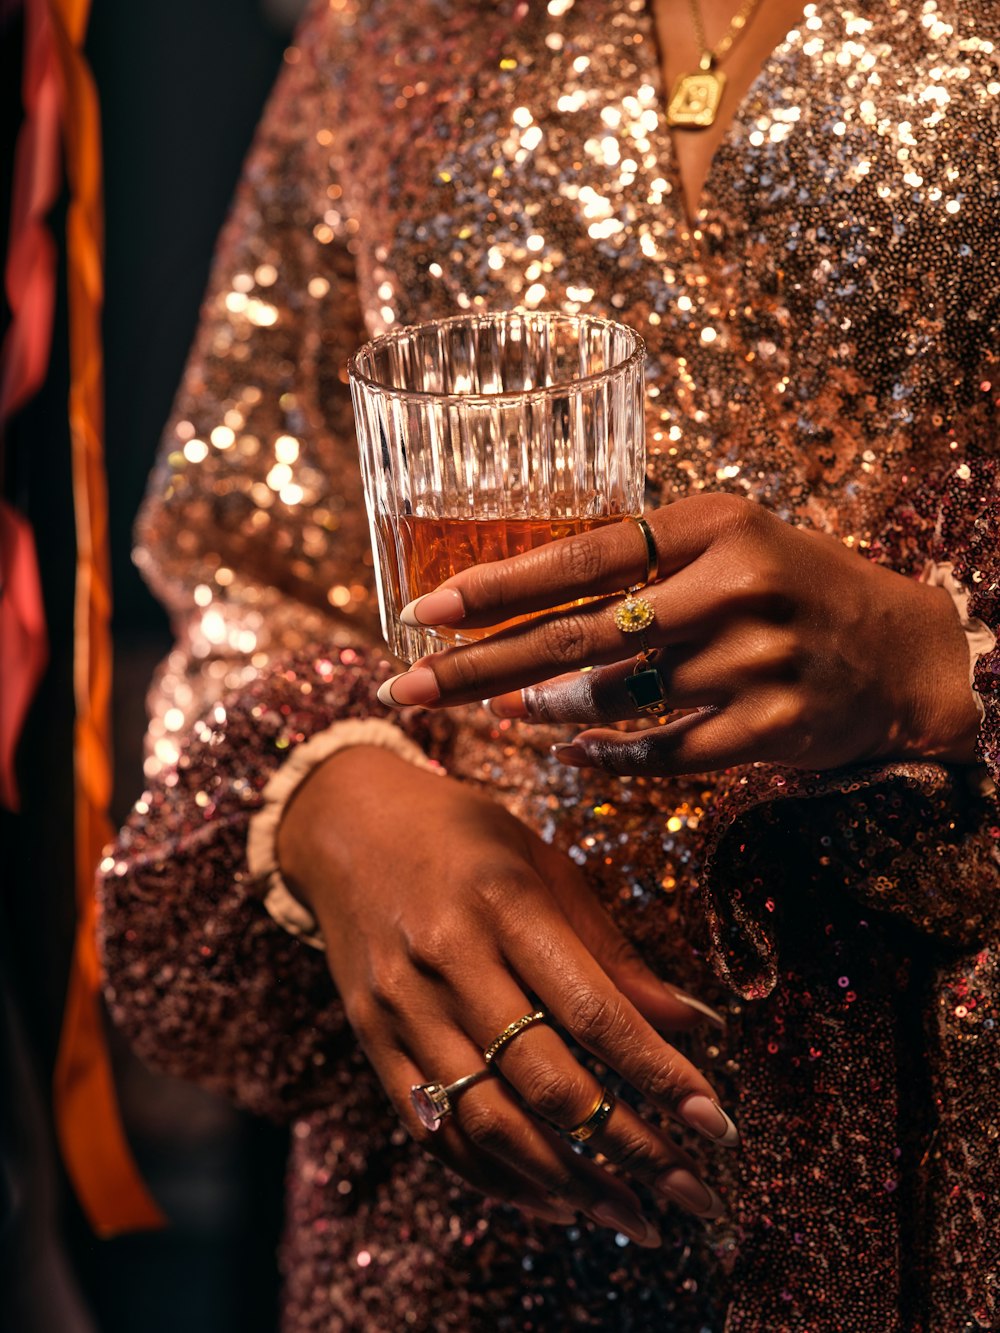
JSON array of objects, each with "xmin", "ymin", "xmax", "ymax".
[{"xmin": 665, "ymin": 68, "xmax": 726, "ymax": 128}]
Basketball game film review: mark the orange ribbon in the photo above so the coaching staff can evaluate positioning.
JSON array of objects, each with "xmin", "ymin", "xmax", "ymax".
[{"xmin": 41, "ymin": 0, "xmax": 165, "ymax": 1234}]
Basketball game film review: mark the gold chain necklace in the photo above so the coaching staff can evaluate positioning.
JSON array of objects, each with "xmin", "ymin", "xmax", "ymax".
[{"xmin": 664, "ymin": 0, "xmax": 764, "ymax": 128}]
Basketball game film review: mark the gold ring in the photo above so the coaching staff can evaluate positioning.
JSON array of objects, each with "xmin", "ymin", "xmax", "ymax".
[
  {"xmin": 628, "ymin": 515, "xmax": 659, "ymax": 586},
  {"xmin": 613, "ymin": 589, "xmax": 655, "ymax": 635},
  {"xmin": 483, "ymin": 1009, "xmax": 548, "ymax": 1064},
  {"xmin": 566, "ymin": 1086, "xmax": 616, "ymax": 1142},
  {"xmin": 625, "ymin": 649, "xmax": 670, "ymax": 716}
]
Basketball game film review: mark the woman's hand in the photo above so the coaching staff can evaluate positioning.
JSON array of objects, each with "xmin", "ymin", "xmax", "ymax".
[
  {"xmin": 378, "ymin": 494, "xmax": 980, "ymax": 775},
  {"xmin": 277, "ymin": 746, "xmax": 733, "ymax": 1243}
]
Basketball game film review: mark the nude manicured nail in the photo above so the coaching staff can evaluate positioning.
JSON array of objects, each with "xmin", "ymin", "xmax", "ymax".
[
  {"xmin": 376, "ymin": 667, "xmax": 441, "ymax": 707},
  {"xmin": 590, "ymin": 1201, "xmax": 661, "ymax": 1249},
  {"xmin": 678, "ymin": 1094, "xmax": 740, "ymax": 1147},
  {"xmin": 551, "ymin": 742, "xmax": 591, "ymax": 767},
  {"xmin": 399, "ymin": 588, "xmax": 465, "ymax": 627},
  {"xmin": 656, "ymin": 1169, "xmax": 724, "ymax": 1219},
  {"xmin": 667, "ymin": 985, "xmax": 727, "ymax": 1031}
]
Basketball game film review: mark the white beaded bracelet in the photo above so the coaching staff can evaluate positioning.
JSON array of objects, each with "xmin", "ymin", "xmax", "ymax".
[
  {"xmin": 246, "ymin": 716, "xmax": 442, "ymax": 949},
  {"xmin": 921, "ymin": 560, "xmax": 995, "ymax": 722}
]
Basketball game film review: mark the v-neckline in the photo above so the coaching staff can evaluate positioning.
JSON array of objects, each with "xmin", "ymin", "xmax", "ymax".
[{"xmin": 640, "ymin": 0, "xmax": 816, "ymax": 231}]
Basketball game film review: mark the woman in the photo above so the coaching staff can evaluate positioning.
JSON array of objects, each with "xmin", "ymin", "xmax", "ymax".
[{"xmin": 101, "ymin": 0, "xmax": 1000, "ymax": 1327}]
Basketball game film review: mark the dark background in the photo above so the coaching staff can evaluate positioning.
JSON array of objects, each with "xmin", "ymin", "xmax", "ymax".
[{"xmin": 2, "ymin": 1, "xmax": 310, "ymax": 1328}]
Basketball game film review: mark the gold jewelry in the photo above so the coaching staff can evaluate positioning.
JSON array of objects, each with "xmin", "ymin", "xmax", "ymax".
[
  {"xmin": 483, "ymin": 1009, "xmax": 548, "ymax": 1064},
  {"xmin": 628, "ymin": 515, "xmax": 660, "ymax": 586},
  {"xmin": 613, "ymin": 590, "xmax": 655, "ymax": 635},
  {"xmin": 625, "ymin": 648, "xmax": 670, "ymax": 717},
  {"xmin": 410, "ymin": 1068, "xmax": 491, "ymax": 1132},
  {"xmin": 566, "ymin": 1087, "xmax": 616, "ymax": 1142},
  {"xmin": 614, "ymin": 581, "xmax": 658, "ymax": 669},
  {"xmin": 665, "ymin": 0, "xmax": 764, "ymax": 129}
]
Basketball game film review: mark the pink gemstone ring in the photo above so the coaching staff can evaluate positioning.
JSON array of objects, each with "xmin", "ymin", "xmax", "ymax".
[{"xmin": 410, "ymin": 1068, "xmax": 492, "ymax": 1132}]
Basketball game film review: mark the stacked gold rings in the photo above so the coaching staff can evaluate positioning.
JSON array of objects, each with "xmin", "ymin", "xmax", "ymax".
[{"xmin": 615, "ymin": 516, "xmax": 670, "ymax": 716}]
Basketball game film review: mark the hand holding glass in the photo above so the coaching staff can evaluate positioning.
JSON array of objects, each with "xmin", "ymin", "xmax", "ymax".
[{"xmin": 349, "ymin": 311, "xmax": 646, "ymax": 663}]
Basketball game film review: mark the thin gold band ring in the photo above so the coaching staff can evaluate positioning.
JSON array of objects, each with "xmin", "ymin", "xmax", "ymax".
[
  {"xmin": 483, "ymin": 1009, "xmax": 548, "ymax": 1064},
  {"xmin": 629, "ymin": 515, "xmax": 660, "ymax": 586}
]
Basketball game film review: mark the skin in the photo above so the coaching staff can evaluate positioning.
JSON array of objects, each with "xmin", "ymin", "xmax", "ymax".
[
  {"xmin": 278, "ymin": 1, "xmax": 979, "ymax": 1241},
  {"xmin": 278, "ymin": 746, "xmax": 734, "ymax": 1245},
  {"xmin": 380, "ymin": 495, "xmax": 981, "ymax": 772},
  {"xmin": 651, "ymin": 0, "xmax": 814, "ymax": 222}
]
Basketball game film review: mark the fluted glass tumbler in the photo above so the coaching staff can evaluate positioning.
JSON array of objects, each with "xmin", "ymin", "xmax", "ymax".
[{"xmin": 349, "ymin": 311, "xmax": 646, "ymax": 662}]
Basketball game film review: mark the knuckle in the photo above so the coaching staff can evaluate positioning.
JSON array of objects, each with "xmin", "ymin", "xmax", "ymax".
[
  {"xmin": 554, "ymin": 535, "xmax": 606, "ymax": 588},
  {"xmin": 522, "ymin": 1069, "xmax": 588, "ymax": 1126},
  {"xmin": 566, "ymin": 987, "xmax": 627, "ymax": 1049},
  {"xmin": 440, "ymin": 643, "xmax": 488, "ymax": 694},
  {"xmin": 743, "ymin": 629, "xmax": 804, "ymax": 681},
  {"xmin": 763, "ymin": 696, "xmax": 813, "ymax": 760},
  {"xmin": 467, "ymin": 864, "xmax": 534, "ymax": 916},
  {"xmin": 644, "ymin": 1054, "xmax": 684, "ymax": 1105},
  {"xmin": 470, "ymin": 561, "xmax": 514, "ymax": 614},
  {"xmin": 458, "ymin": 1099, "xmax": 514, "ymax": 1155},
  {"xmin": 403, "ymin": 921, "xmax": 456, "ymax": 975},
  {"xmin": 342, "ymin": 996, "xmax": 379, "ymax": 1048},
  {"xmin": 764, "ymin": 694, "xmax": 809, "ymax": 739},
  {"xmin": 537, "ymin": 613, "xmax": 589, "ymax": 664},
  {"xmin": 545, "ymin": 1165, "xmax": 582, "ymax": 1202},
  {"xmin": 709, "ymin": 492, "xmax": 753, "ymax": 532},
  {"xmin": 609, "ymin": 1127, "xmax": 662, "ymax": 1178}
]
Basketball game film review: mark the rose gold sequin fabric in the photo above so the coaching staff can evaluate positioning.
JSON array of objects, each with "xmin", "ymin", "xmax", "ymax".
[{"xmin": 100, "ymin": 1, "xmax": 1000, "ymax": 1328}]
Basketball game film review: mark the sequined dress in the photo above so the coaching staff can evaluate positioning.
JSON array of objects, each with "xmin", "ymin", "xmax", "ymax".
[{"xmin": 100, "ymin": 2, "xmax": 1000, "ymax": 1328}]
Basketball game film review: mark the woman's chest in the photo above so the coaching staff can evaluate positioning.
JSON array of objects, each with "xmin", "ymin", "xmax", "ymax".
[{"xmin": 317, "ymin": 0, "xmax": 998, "ymax": 536}]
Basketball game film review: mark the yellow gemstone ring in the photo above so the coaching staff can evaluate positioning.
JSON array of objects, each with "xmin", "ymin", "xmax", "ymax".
[{"xmin": 613, "ymin": 592, "xmax": 655, "ymax": 634}]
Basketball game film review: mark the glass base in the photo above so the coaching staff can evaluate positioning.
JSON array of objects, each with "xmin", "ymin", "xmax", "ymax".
[{"xmin": 387, "ymin": 620, "xmax": 486, "ymax": 666}]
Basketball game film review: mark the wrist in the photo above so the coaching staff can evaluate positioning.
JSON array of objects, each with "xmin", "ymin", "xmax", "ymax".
[
  {"xmin": 247, "ymin": 716, "xmax": 440, "ymax": 946},
  {"xmin": 901, "ymin": 581, "xmax": 981, "ymax": 764},
  {"xmin": 276, "ymin": 745, "xmax": 420, "ymax": 908}
]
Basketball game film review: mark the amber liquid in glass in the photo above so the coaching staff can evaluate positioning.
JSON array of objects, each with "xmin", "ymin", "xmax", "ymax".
[{"xmin": 383, "ymin": 513, "xmax": 626, "ymax": 646}]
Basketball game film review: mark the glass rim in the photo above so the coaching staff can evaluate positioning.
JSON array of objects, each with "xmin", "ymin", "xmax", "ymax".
[{"xmin": 347, "ymin": 310, "xmax": 646, "ymax": 405}]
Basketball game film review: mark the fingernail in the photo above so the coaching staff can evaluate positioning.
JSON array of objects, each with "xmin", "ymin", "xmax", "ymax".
[
  {"xmin": 485, "ymin": 691, "xmax": 527, "ymax": 719},
  {"xmin": 590, "ymin": 1201, "xmax": 661, "ymax": 1249},
  {"xmin": 656, "ymin": 1169, "xmax": 724, "ymax": 1219},
  {"xmin": 376, "ymin": 667, "xmax": 441, "ymax": 707},
  {"xmin": 668, "ymin": 985, "xmax": 727, "ymax": 1031},
  {"xmin": 678, "ymin": 1094, "xmax": 740, "ymax": 1147},
  {"xmin": 400, "ymin": 588, "xmax": 465, "ymax": 627},
  {"xmin": 551, "ymin": 742, "xmax": 591, "ymax": 767}
]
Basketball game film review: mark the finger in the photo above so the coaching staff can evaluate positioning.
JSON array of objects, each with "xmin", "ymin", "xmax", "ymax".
[
  {"xmin": 453, "ymin": 985, "xmax": 722, "ymax": 1219},
  {"xmin": 496, "ymin": 901, "xmax": 739, "ymax": 1149},
  {"xmin": 552, "ymin": 697, "xmax": 773, "ymax": 777},
  {"xmin": 380, "ymin": 1047, "xmax": 578, "ymax": 1224},
  {"xmin": 378, "ymin": 551, "xmax": 751, "ymax": 710},
  {"xmin": 397, "ymin": 1010, "xmax": 662, "ymax": 1246},
  {"xmin": 527, "ymin": 839, "xmax": 726, "ymax": 1034},
  {"xmin": 339, "ymin": 997, "xmax": 575, "ymax": 1220},
  {"xmin": 486, "ymin": 643, "xmax": 736, "ymax": 724},
  {"xmin": 398, "ymin": 494, "xmax": 751, "ymax": 630}
]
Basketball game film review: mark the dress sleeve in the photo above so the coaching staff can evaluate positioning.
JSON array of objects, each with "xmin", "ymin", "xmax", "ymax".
[
  {"xmin": 699, "ymin": 461, "xmax": 1000, "ymax": 1001},
  {"xmin": 99, "ymin": 3, "xmax": 455, "ymax": 1120}
]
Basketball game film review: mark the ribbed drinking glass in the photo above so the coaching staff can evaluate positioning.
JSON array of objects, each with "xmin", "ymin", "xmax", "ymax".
[{"xmin": 349, "ymin": 311, "xmax": 646, "ymax": 663}]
